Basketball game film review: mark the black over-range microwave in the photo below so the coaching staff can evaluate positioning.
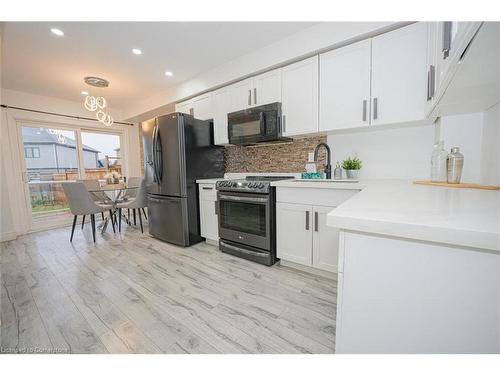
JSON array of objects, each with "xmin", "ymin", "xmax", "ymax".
[{"xmin": 227, "ymin": 102, "xmax": 290, "ymax": 145}]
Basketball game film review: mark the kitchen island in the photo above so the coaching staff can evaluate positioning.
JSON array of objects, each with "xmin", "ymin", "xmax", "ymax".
[{"xmin": 326, "ymin": 180, "xmax": 500, "ymax": 353}]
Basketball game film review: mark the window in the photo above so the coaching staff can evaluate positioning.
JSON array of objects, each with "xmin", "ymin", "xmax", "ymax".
[{"xmin": 24, "ymin": 147, "xmax": 40, "ymax": 158}]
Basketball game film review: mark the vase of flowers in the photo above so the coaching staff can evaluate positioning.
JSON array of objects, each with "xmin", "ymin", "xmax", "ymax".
[
  {"xmin": 104, "ymin": 171, "xmax": 121, "ymax": 184},
  {"xmin": 341, "ymin": 155, "xmax": 362, "ymax": 179}
]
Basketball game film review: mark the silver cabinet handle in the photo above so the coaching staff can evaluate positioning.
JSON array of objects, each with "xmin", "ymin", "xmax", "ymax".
[
  {"xmin": 427, "ymin": 65, "xmax": 436, "ymax": 101},
  {"xmin": 362, "ymin": 100, "xmax": 367, "ymax": 121},
  {"xmin": 314, "ymin": 211, "xmax": 318, "ymax": 232},
  {"xmin": 253, "ymin": 88, "xmax": 257, "ymax": 105},
  {"xmin": 305, "ymin": 211, "xmax": 310, "ymax": 231},
  {"xmin": 442, "ymin": 21, "xmax": 452, "ymax": 59},
  {"xmin": 202, "ymin": 186, "xmax": 213, "ymax": 190},
  {"xmin": 373, "ymin": 97, "xmax": 378, "ymax": 120},
  {"xmin": 214, "ymin": 201, "xmax": 218, "ymax": 215},
  {"xmin": 248, "ymin": 90, "xmax": 251, "ymax": 106},
  {"xmin": 189, "ymin": 107, "xmax": 194, "ymax": 116},
  {"xmin": 429, "ymin": 65, "xmax": 435, "ymax": 99},
  {"xmin": 282, "ymin": 115, "xmax": 286, "ymax": 133}
]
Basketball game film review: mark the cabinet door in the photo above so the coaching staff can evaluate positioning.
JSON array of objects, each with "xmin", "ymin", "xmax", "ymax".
[
  {"xmin": 175, "ymin": 100, "xmax": 192, "ymax": 115},
  {"xmin": 281, "ymin": 56, "xmax": 319, "ymax": 136},
  {"xmin": 312, "ymin": 205, "xmax": 339, "ymax": 272},
  {"xmin": 228, "ymin": 78, "xmax": 253, "ymax": 112},
  {"xmin": 199, "ymin": 185, "xmax": 218, "ymax": 241},
  {"xmin": 191, "ymin": 93, "xmax": 213, "ymax": 120},
  {"xmin": 319, "ymin": 39, "xmax": 371, "ymax": 131},
  {"xmin": 276, "ymin": 202, "xmax": 313, "ymax": 266},
  {"xmin": 371, "ymin": 22, "xmax": 428, "ymax": 126},
  {"xmin": 212, "ymin": 87, "xmax": 231, "ymax": 145},
  {"xmin": 252, "ymin": 68, "xmax": 282, "ymax": 107}
]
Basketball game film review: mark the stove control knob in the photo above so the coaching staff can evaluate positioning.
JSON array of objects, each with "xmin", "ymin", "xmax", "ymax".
[
  {"xmin": 232, "ymin": 182, "xmax": 237, "ymax": 187},
  {"xmin": 249, "ymin": 183, "xmax": 255, "ymax": 188},
  {"xmin": 258, "ymin": 183, "xmax": 265, "ymax": 189}
]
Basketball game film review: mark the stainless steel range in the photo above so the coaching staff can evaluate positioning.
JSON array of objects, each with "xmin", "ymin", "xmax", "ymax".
[{"xmin": 216, "ymin": 175, "xmax": 294, "ymax": 266}]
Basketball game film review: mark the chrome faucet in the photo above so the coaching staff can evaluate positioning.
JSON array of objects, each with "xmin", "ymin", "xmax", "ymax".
[{"xmin": 314, "ymin": 142, "xmax": 332, "ymax": 179}]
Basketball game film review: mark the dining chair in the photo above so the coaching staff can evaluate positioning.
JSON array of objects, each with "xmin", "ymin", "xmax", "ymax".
[
  {"xmin": 117, "ymin": 178, "xmax": 148, "ymax": 233},
  {"xmin": 124, "ymin": 176, "xmax": 147, "ymax": 224},
  {"xmin": 78, "ymin": 179, "xmax": 107, "ymax": 227},
  {"xmin": 62, "ymin": 182, "xmax": 113, "ymax": 243}
]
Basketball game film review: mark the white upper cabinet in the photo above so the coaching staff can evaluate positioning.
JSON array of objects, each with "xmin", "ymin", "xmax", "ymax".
[
  {"xmin": 319, "ymin": 39, "xmax": 372, "ymax": 131},
  {"xmin": 371, "ymin": 22, "xmax": 428, "ymax": 126},
  {"xmin": 228, "ymin": 78, "xmax": 253, "ymax": 111},
  {"xmin": 212, "ymin": 86, "xmax": 231, "ymax": 145},
  {"xmin": 191, "ymin": 92, "xmax": 213, "ymax": 120},
  {"xmin": 281, "ymin": 56, "xmax": 319, "ymax": 136},
  {"xmin": 251, "ymin": 68, "xmax": 282, "ymax": 107},
  {"xmin": 175, "ymin": 100, "xmax": 192, "ymax": 115}
]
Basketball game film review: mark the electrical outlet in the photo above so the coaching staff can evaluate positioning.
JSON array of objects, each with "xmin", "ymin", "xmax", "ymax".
[{"xmin": 308, "ymin": 152, "xmax": 315, "ymax": 162}]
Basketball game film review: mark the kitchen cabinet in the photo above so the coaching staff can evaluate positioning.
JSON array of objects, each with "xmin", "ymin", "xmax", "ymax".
[
  {"xmin": 191, "ymin": 92, "xmax": 213, "ymax": 120},
  {"xmin": 252, "ymin": 68, "xmax": 282, "ymax": 106},
  {"xmin": 276, "ymin": 202, "xmax": 313, "ymax": 266},
  {"xmin": 281, "ymin": 56, "xmax": 319, "ymax": 136},
  {"xmin": 175, "ymin": 100, "xmax": 192, "ymax": 115},
  {"xmin": 198, "ymin": 183, "xmax": 218, "ymax": 242},
  {"xmin": 276, "ymin": 186, "xmax": 359, "ymax": 272},
  {"xmin": 228, "ymin": 78, "xmax": 253, "ymax": 111},
  {"xmin": 175, "ymin": 93, "xmax": 213, "ymax": 120},
  {"xmin": 276, "ymin": 202, "xmax": 339, "ymax": 271},
  {"xmin": 312, "ymin": 205, "xmax": 340, "ymax": 272},
  {"xmin": 426, "ymin": 22, "xmax": 483, "ymax": 117},
  {"xmin": 319, "ymin": 22, "xmax": 429, "ymax": 131},
  {"xmin": 370, "ymin": 22, "xmax": 428, "ymax": 126},
  {"xmin": 319, "ymin": 39, "xmax": 372, "ymax": 131},
  {"xmin": 212, "ymin": 86, "xmax": 231, "ymax": 145}
]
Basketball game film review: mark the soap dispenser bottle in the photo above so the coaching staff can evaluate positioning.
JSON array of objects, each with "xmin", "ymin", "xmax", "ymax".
[{"xmin": 334, "ymin": 162, "xmax": 343, "ymax": 180}]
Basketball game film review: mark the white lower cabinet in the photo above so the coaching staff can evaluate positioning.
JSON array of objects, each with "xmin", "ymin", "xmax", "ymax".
[
  {"xmin": 276, "ymin": 203, "xmax": 313, "ymax": 266},
  {"xmin": 198, "ymin": 183, "xmax": 218, "ymax": 242},
  {"xmin": 312, "ymin": 205, "xmax": 340, "ymax": 272},
  {"xmin": 276, "ymin": 203, "xmax": 339, "ymax": 271}
]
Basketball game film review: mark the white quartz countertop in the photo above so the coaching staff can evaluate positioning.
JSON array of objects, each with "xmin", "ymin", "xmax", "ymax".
[
  {"xmin": 325, "ymin": 180, "xmax": 500, "ymax": 251},
  {"xmin": 271, "ymin": 179, "xmax": 365, "ymax": 190},
  {"xmin": 196, "ymin": 178, "xmax": 225, "ymax": 184}
]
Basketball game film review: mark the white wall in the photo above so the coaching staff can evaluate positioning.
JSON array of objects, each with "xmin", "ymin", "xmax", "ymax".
[
  {"xmin": 327, "ymin": 112, "xmax": 486, "ymax": 182},
  {"xmin": 124, "ymin": 22, "xmax": 403, "ymax": 122},
  {"xmin": 481, "ymin": 102, "xmax": 500, "ymax": 185}
]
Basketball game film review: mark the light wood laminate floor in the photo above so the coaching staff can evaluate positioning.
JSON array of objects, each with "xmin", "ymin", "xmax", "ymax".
[{"xmin": 1, "ymin": 223, "xmax": 336, "ymax": 353}]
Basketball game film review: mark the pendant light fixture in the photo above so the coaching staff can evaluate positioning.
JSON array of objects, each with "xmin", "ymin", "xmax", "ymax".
[{"xmin": 82, "ymin": 76, "xmax": 114, "ymax": 127}]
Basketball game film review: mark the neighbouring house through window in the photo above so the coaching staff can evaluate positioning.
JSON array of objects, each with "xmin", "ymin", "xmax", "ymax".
[{"xmin": 25, "ymin": 146, "xmax": 40, "ymax": 158}]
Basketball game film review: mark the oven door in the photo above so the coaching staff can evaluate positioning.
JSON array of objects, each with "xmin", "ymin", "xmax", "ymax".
[{"xmin": 217, "ymin": 191, "xmax": 271, "ymax": 250}]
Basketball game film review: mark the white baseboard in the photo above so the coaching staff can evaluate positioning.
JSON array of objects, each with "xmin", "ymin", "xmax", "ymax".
[
  {"xmin": 0, "ymin": 231, "xmax": 18, "ymax": 243},
  {"xmin": 279, "ymin": 259, "xmax": 337, "ymax": 280}
]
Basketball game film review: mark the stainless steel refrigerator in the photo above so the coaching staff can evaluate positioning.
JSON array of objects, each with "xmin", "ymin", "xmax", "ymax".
[{"xmin": 142, "ymin": 113, "xmax": 224, "ymax": 246}]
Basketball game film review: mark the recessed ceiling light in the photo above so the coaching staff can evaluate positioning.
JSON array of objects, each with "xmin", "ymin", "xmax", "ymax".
[
  {"xmin": 81, "ymin": 91, "xmax": 89, "ymax": 96},
  {"xmin": 132, "ymin": 48, "xmax": 142, "ymax": 55},
  {"xmin": 165, "ymin": 71, "xmax": 173, "ymax": 77},
  {"xmin": 50, "ymin": 28, "xmax": 64, "ymax": 36}
]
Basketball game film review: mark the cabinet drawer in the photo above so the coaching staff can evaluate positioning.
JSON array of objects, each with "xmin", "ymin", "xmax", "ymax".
[
  {"xmin": 276, "ymin": 187, "xmax": 358, "ymax": 207},
  {"xmin": 199, "ymin": 183, "xmax": 217, "ymax": 199}
]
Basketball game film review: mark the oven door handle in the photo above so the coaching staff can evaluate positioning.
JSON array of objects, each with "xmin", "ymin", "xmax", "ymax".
[
  {"xmin": 221, "ymin": 242, "xmax": 269, "ymax": 257},
  {"xmin": 218, "ymin": 194, "xmax": 269, "ymax": 204}
]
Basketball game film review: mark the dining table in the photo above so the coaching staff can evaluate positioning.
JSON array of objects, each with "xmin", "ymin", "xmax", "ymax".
[{"xmin": 88, "ymin": 183, "xmax": 139, "ymax": 234}]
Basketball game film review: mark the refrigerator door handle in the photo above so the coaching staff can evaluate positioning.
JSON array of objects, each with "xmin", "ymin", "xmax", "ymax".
[
  {"xmin": 152, "ymin": 125, "xmax": 158, "ymax": 182},
  {"xmin": 155, "ymin": 127, "xmax": 163, "ymax": 183}
]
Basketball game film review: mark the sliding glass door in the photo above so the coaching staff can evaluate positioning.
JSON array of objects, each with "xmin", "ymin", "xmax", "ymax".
[{"xmin": 18, "ymin": 123, "xmax": 125, "ymax": 229}]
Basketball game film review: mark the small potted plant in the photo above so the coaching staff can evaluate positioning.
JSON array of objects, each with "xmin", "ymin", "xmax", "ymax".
[
  {"xmin": 341, "ymin": 155, "xmax": 362, "ymax": 179},
  {"xmin": 104, "ymin": 171, "xmax": 121, "ymax": 184}
]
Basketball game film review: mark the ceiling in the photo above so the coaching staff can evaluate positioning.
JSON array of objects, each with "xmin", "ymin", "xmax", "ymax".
[{"xmin": 1, "ymin": 22, "xmax": 316, "ymax": 111}]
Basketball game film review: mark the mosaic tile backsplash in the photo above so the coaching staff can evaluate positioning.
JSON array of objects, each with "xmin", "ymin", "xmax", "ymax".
[{"xmin": 224, "ymin": 135, "xmax": 328, "ymax": 173}]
